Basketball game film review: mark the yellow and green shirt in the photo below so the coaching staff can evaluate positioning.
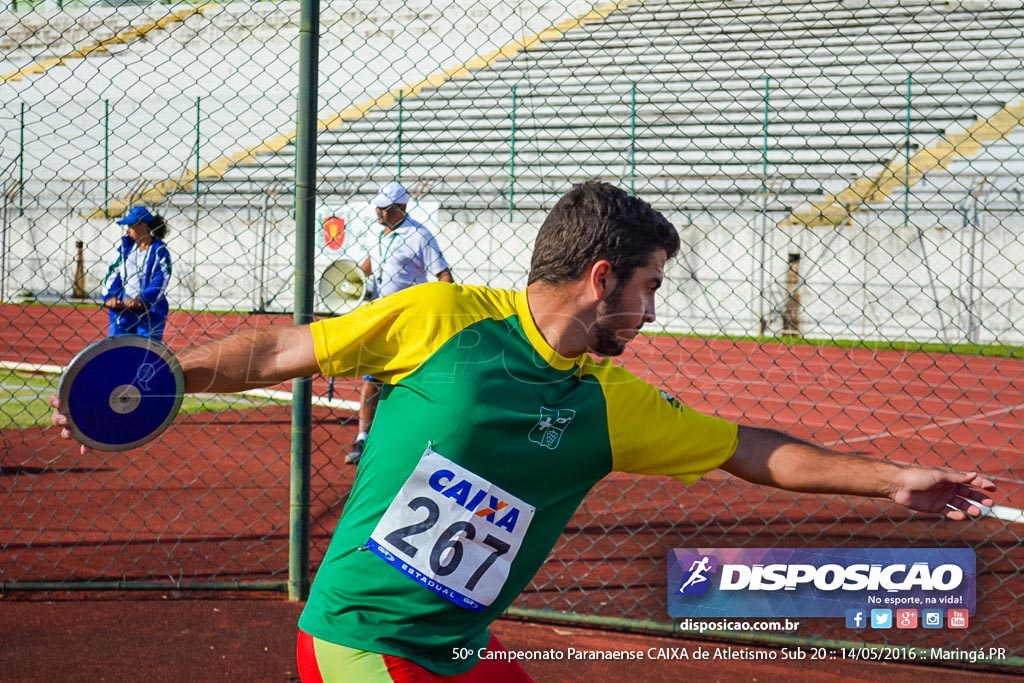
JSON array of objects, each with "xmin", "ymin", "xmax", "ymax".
[{"xmin": 299, "ymin": 282, "xmax": 738, "ymax": 674}]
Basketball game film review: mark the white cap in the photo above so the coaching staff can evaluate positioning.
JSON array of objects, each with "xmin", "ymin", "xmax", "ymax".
[{"xmin": 371, "ymin": 181, "xmax": 411, "ymax": 208}]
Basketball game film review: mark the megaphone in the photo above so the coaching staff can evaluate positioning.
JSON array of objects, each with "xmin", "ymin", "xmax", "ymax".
[{"xmin": 318, "ymin": 259, "xmax": 367, "ymax": 314}]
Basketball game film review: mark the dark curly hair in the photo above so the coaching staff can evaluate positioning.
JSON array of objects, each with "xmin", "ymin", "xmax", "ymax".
[
  {"xmin": 527, "ymin": 181, "xmax": 680, "ymax": 286},
  {"xmin": 149, "ymin": 214, "xmax": 170, "ymax": 240}
]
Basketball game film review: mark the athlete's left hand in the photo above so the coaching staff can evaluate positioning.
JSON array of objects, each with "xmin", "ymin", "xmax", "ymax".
[
  {"xmin": 49, "ymin": 394, "xmax": 90, "ymax": 455},
  {"xmin": 889, "ymin": 469, "xmax": 996, "ymax": 520}
]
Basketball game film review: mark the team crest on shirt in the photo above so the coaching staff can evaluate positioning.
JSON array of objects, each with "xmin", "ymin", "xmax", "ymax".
[{"xmin": 528, "ymin": 407, "xmax": 577, "ymax": 450}]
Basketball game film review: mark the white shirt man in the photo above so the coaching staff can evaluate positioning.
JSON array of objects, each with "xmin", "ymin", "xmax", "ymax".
[
  {"xmin": 368, "ymin": 213, "xmax": 450, "ymax": 298},
  {"xmin": 349, "ymin": 181, "xmax": 453, "ymax": 464}
]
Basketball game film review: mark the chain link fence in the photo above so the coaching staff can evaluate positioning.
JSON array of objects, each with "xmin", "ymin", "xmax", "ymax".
[{"xmin": 1, "ymin": 0, "xmax": 1022, "ymax": 671}]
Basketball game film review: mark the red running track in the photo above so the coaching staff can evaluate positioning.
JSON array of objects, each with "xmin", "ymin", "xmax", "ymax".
[
  {"xmin": 3, "ymin": 301, "xmax": 1022, "ymax": 508},
  {"xmin": 2, "ymin": 303, "xmax": 1023, "ymax": 666}
]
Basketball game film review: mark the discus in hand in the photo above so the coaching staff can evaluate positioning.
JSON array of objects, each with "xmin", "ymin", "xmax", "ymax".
[{"xmin": 57, "ymin": 335, "xmax": 184, "ymax": 451}]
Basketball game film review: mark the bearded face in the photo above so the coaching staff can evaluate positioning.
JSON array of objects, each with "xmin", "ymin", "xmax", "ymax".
[{"xmin": 591, "ymin": 281, "xmax": 634, "ymax": 357}]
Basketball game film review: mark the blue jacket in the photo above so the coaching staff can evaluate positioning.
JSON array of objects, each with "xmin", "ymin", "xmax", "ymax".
[{"xmin": 103, "ymin": 236, "xmax": 172, "ymax": 336}]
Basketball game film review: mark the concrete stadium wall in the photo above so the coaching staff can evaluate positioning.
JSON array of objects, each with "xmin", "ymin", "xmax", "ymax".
[{"xmin": 5, "ymin": 202, "xmax": 1023, "ymax": 345}]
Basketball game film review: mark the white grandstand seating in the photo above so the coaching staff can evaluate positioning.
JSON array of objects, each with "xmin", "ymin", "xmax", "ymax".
[
  {"xmin": 182, "ymin": 0, "xmax": 1024, "ymax": 217},
  {"xmin": 2, "ymin": 0, "xmax": 1021, "ymax": 341}
]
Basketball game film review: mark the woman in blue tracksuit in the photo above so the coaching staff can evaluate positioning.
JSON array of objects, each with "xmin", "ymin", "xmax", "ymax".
[{"xmin": 102, "ymin": 206, "xmax": 173, "ymax": 341}]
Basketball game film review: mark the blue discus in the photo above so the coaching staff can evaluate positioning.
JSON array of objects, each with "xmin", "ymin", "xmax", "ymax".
[{"xmin": 57, "ymin": 335, "xmax": 184, "ymax": 451}]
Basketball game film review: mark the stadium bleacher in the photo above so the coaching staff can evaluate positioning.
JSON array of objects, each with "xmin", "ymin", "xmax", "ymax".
[
  {"xmin": 2, "ymin": 0, "xmax": 1021, "ymax": 339},
  {"xmin": 186, "ymin": 0, "xmax": 1024, "ymax": 220}
]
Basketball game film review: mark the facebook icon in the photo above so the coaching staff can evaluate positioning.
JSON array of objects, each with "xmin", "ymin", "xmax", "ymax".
[{"xmin": 846, "ymin": 609, "xmax": 866, "ymax": 629}]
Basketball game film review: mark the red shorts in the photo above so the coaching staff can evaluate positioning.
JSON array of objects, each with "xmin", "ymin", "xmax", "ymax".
[{"xmin": 296, "ymin": 630, "xmax": 533, "ymax": 683}]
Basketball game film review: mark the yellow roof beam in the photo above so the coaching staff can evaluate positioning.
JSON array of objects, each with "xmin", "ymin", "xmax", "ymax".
[
  {"xmin": 90, "ymin": 0, "xmax": 639, "ymax": 218},
  {"xmin": 2, "ymin": 5, "xmax": 215, "ymax": 84},
  {"xmin": 785, "ymin": 96, "xmax": 1024, "ymax": 228}
]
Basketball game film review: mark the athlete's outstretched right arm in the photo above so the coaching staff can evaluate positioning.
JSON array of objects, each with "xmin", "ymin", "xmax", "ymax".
[{"xmin": 178, "ymin": 325, "xmax": 319, "ymax": 394}]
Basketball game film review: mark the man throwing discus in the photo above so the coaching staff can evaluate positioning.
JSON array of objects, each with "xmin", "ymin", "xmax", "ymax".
[{"xmin": 53, "ymin": 181, "xmax": 996, "ymax": 683}]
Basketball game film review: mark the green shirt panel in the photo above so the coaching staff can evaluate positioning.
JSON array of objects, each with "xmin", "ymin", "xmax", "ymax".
[
  {"xmin": 302, "ymin": 310, "xmax": 612, "ymax": 674},
  {"xmin": 301, "ymin": 283, "xmax": 738, "ymax": 675}
]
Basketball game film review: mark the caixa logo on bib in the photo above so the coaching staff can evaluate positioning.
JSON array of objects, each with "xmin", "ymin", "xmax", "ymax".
[
  {"xmin": 667, "ymin": 548, "xmax": 976, "ymax": 618},
  {"xmin": 428, "ymin": 468, "xmax": 522, "ymax": 532}
]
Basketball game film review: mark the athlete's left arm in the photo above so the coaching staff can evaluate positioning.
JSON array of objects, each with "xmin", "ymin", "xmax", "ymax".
[{"xmin": 721, "ymin": 426, "xmax": 996, "ymax": 520}]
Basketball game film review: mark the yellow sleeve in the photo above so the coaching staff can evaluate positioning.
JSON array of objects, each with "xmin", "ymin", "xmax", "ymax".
[
  {"xmin": 309, "ymin": 282, "xmax": 515, "ymax": 383},
  {"xmin": 593, "ymin": 362, "xmax": 739, "ymax": 484}
]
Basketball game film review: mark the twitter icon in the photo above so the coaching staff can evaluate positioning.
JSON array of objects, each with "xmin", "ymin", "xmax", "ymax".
[{"xmin": 870, "ymin": 609, "xmax": 893, "ymax": 629}]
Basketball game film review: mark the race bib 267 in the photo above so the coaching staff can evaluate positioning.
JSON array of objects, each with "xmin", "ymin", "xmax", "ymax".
[{"xmin": 367, "ymin": 447, "xmax": 536, "ymax": 611}]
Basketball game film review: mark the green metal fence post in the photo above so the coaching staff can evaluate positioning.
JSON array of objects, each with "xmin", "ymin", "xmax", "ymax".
[
  {"xmin": 904, "ymin": 71, "xmax": 912, "ymax": 227},
  {"xmin": 903, "ymin": 70, "xmax": 946, "ymax": 337},
  {"xmin": 192, "ymin": 95, "xmax": 202, "ymax": 311},
  {"xmin": 103, "ymin": 100, "xmax": 110, "ymax": 217},
  {"xmin": 289, "ymin": 0, "xmax": 320, "ymax": 602},
  {"xmin": 397, "ymin": 90, "xmax": 403, "ymax": 179},
  {"xmin": 509, "ymin": 85, "xmax": 517, "ymax": 220},
  {"xmin": 195, "ymin": 95, "xmax": 201, "ymax": 201},
  {"xmin": 757, "ymin": 75, "xmax": 770, "ymax": 335},
  {"xmin": 630, "ymin": 82, "xmax": 637, "ymax": 194},
  {"xmin": 762, "ymin": 75, "xmax": 770, "ymax": 191},
  {"xmin": 18, "ymin": 102, "xmax": 24, "ymax": 217}
]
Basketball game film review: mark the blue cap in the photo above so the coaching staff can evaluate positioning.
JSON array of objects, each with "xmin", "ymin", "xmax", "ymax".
[
  {"xmin": 116, "ymin": 206, "xmax": 154, "ymax": 226},
  {"xmin": 371, "ymin": 182, "xmax": 411, "ymax": 208}
]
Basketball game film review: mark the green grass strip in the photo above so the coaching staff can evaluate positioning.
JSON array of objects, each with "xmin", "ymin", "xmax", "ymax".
[
  {"xmin": 0, "ymin": 370, "xmax": 285, "ymax": 430},
  {"xmin": 646, "ymin": 331, "xmax": 1024, "ymax": 359}
]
